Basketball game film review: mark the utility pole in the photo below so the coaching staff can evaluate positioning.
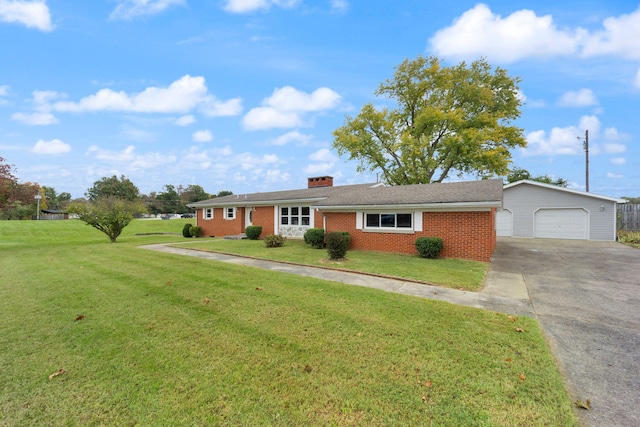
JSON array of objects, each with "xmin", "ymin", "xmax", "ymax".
[{"xmin": 583, "ymin": 130, "xmax": 589, "ymax": 192}]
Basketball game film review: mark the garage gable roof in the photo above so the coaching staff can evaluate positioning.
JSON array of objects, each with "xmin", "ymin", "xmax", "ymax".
[{"xmin": 504, "ymin": 180, "xmax": 627, "ymax": 203}]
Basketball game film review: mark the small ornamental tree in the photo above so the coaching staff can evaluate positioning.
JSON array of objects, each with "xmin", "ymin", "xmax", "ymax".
[{"xmin": 68, "ymin": 197, "xmax": 146, "ymax": 243}]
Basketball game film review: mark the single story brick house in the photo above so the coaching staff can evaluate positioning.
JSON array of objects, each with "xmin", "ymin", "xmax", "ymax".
[{"xmin": 187, "ymin": 177, "xmax": 503, "ymax": 262}]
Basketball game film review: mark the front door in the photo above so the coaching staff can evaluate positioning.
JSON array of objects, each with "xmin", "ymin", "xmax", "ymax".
[{"xmin": 245, "ymin": 207, "xmax": 253, "ymax": 229}]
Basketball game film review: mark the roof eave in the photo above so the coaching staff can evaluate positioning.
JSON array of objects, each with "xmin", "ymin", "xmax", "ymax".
[{"xmin": 317, "ymin": 201, "xmax": 502, "ymax": 211}]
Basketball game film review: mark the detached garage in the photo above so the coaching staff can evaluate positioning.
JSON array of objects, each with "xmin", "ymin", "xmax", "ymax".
[{"xmin": 497, "ymin": 180, "xmax": 626, "ymax": 241}]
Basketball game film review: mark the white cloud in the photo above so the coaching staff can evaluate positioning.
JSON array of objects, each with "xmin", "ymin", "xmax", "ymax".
[
  {"xmin": 524, "ymin": 115, "xmax": 628, "ymax": 157},
  {"xmin": 223, "ymin": 0, "xmax": 299, "ymax": 14},
  {"xmin": 110, "ymin": 0, "xmax": 185, "ymax": 20},
  {"xmin": 581, "ymin": 6, "xmax": 640, "ymax": 59},
  {"xmin": 0, "ymin": 0, "xmax": 54, "ymax": 31},
  {"xmin": 243, "ymin": 107, "xmax": 302, "ymax": 130},
  {"xmin": 429, "ymin": 4, "xmax": 640, "ymax": 63},
  {"xmin": 304, "ymin": 162, "xmax": 334, "ymax": 175},
  {"xmin": 86, "ymin": 144, "xmax": 176, "ymax": 170},
  {"xmin": 610, "ymin": 157, "xmax": 626, "ymax": 165},
  {"xmin": 11, "ymin": 111, "xmax": 58, "ymax": 125},
  {"xmin": 192, "ymin": 129, "xmax": 213, "ymax": 142},
  {"xmin": 331, "ymin": 0, "xmax": 348, "ymax": 14},
  {"xmin": 54, "ymin": 75, "xmax": 208, "ymax": 113},
  {"xmin": 174, "ymin": 114, "xmax": 195, "ymax": 126},
  {"xmin": 429, "ymin": 4, "xmax": 581, "ymax": 62},
  {"xmin": 200, "ymin": 96, "xmax": 243, "ymax": 117},
  {"xmin": 308, "ymin": 148, "xmax": 338, "ymax": 162},
  {"xmin": 0, "ymin": 85, "xmax": 9, "ymax": 96},
  {"xmin": 31, "ymin": 138, "xmax": 70, "ymax": 155},
  {"xmin": 47, "ymin": 76, "xmax": 241, "ymax": 118},
  {"xmin": 557, "ymin": 89, "xmax": 598, "ymax": 107},
  {"xmin": 243, "ymin": 86, "xmax": 341, "ymax": 130},
  {"xmin": 607, "ymin": 172, "xmax": 624, "ymax": 179},
  {"xmin": 267, "ymin": 130, "xmax": 313, "ymax": 146}
]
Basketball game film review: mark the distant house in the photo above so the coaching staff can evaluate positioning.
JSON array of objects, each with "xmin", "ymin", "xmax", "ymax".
[
  {"xmin": 497, "ymin": 180, "xmax": 626, "ymax": 241},
  {"xmin": 40, "ymin": 209, "xmax": 68, "ymax": 220},
  {"xmin": 188, "ymin": 177, "xmax": 503, "ymax": 262}
]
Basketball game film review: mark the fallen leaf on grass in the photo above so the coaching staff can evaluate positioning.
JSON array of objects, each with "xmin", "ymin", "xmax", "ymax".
[
  {"xmin": 255, "ymin": 287, "xmax": 263, "ymax": 291},
  {"xmin": 421, "ymin": 395, "xmax": 427, "ymax": 402},
  {"xmin": 204, "ymin": 298, "xmax": 210, "ymax": 304},
  {"xmin": 575, "ymin": 399, "xmax": 591, "ymax": 410},
  {"xmin": 515, "ymin": 327, "xmax": 525, "ymax": 333},
  {"xmin": 425, "ymin": 380, "xmax": 432, "ymax": 388},
  {"xmin": 519, "ymin": 374, "xmax": 526, "ymax": 381},
  {"xmin": 74, "ymin": 315, "xmax": 85, "ymax": 321},
  {"xmin": 505, "ymin": 358, "xmax": 512, "ymax": 363},
  {"xmin": 166, "ymin": 281, "xmax": 172, "ymax": 285},
  {"xmin": 303, "ymin": 365, "xmax": 312, "ymax": 373},
  {"xmin": 48, "ymin": 369, "xmax": 65, "ymax": 380},
  {"xmin": 507, "ymin": 315, "xmax": 516, "ymax": 322}
]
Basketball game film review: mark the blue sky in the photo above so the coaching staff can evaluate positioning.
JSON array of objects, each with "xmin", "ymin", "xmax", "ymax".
[{"xmin": 1, "ymin": 0, "xmax": 638, "ymax": 199}]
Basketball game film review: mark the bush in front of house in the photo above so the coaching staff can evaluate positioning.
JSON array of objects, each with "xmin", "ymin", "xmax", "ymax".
[
  {"xmin": 304, "ymin": 228, "xmax": 325, "ymax": 248},
  {"xmin": 182, "ymin": 223, "xmax": 193, "ymax": 238},
  {"xmin": 326, "ymin": 231, "xmax": 349, "ymax": 259},
  {"xmin": 415, "ymin": 236, "xmax": 443, "ymax": 258},
  {"xmin": 189, "ymin": 226, "xmax": 203, "ymax": 238},
  {"xmin": 264, "ymin": 234, "xmax": 285, "ymax": 248},
  {"xmin": 245, "ymin": 225, "xmax": 262, "ymax": 240}
]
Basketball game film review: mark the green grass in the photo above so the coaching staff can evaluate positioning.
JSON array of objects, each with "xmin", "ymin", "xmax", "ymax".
[
  {"xmin": 0, "ymin": 219, "xmax": 577, "ymax": 426},
  {"xmin": 179, "ymin": 238, "xmax": 487, "ymax": 291}
]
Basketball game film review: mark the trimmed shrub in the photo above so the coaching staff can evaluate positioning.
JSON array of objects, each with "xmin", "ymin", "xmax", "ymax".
[
  {"xmin": 245, "ymin": 225, "xmax": 262, "ymax": 240},
  {"xmin": 189, "ymin": 226, "xmax": 203, "ymax": 238},
  {"xmin": 264, "ymin": 234, "xmax": 285, "ymax": 248},
  {"xmin": 304, "ymin": 228, "xmax": 325, "ymax": 248},
  {"xmin": 415, "ymin": 237, "xmax": 443, "ymax": 259},
  {"xmin": 326, "ymin": 231, "xmax": 349, "ymax": 259},
  {"xmin": 182, "ymin": 223, "xmax": 193, "ymax": 238},
  {"xmin": 340, "ymin": 231, "xmax": 351, "ymax": 248}
]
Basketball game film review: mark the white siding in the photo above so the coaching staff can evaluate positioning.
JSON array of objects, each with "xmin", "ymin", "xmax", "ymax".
[{"xmin": 504, "ymin": 183, "xmax": 617, "ymax": 241}]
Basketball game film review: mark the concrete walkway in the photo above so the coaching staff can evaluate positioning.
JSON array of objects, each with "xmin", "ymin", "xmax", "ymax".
[{"xmin": 141, "ymin": 243, "xmax": 535, "ymax": 317}]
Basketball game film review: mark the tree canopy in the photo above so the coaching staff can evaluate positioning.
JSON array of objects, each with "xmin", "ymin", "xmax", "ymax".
[
  {"xmin": 68, "ymin": 197, "xmax": 146, "ymax": 243},
  {"xmin": 505, "ymin": 167, "xmax": 568, "ymax": 187},
  {"xmin": 333, "ymin": 56, "xmax": 526, "ymax": 185},
  {"xmin": 0, "ymin": 156, "xmax": 40, "ymax": 219},
  {"xmin": 86, "ymin": 175, "xmax": 140, "ymax": 201}
]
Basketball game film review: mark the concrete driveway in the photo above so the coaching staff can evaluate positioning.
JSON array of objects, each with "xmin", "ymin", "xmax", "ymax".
[{"xmin": 490, "ymin": 237, "xmax": 640, "ymax": 427}]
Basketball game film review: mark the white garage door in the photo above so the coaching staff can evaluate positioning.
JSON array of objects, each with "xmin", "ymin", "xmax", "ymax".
[
  {"xmin": 496, "ymin": 209, "xmax": 512, "ymax": 237},
  {"xmin": 534, "ymin": 208, "xmax": 588, "ymax": 239}
]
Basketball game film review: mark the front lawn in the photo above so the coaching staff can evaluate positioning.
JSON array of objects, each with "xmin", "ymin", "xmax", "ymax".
[
  {"xmin": 0, "ymin": 219, "xmax": 577, "ymax": 426},
  {"xmin": 179, "ymin": 238, "xmax": 487, "ymax": 291}
]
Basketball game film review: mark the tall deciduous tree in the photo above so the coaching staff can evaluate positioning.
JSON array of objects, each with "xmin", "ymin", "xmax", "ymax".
[
  {"xmin": 505, "ymin": 167, "xmax": 568, "ymax": 187},
  {"xmin": 68, "ymin": 197, "xmax": 145, "ymax": 243},
  {"xmin": 86, "ymin": 175, "xmax": 140, "ymax": 201},
  {"xmin": 333, "ymin": 56, "xmax": 526, "ymax": 185}
]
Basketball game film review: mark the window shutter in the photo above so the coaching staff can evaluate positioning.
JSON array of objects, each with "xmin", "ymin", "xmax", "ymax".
[
  {"xmin": 355, "ymin": 211, "xmax": 363, "ymax": 230},
  {"xmin": 414, "ymin": 212, "xmax": 422, "ymax": 231}
]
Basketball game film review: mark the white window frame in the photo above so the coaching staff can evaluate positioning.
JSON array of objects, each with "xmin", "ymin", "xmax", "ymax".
[
  {"xmin": 203, "ymin": 208, "xmax": 213, "ymax": 220},
  {"xmin": 364, "ymin": 212, "xmax": 413, "ymax": 231},
  {"xmin": 224, "ymin": 207, "xmax": 236, "ymax": 220},
  {"xmin": 280, "ymin": 206, "xmax": 311, "ymax": 226}
]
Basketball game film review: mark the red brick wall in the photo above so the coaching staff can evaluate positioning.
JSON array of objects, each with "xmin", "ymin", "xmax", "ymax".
[
  {"xmin": 324, "ymin": 210, "xmax": 496, "ymax": 262},
  {"xmin": 251, "ymin": 206, "xmax": 275, "ymax": 237},
  {"xmin": 195, "ymin": 208, "xmax": 243, "ymax": 237}
]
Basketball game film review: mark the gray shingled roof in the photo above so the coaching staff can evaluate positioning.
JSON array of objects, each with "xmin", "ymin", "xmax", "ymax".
[{"xmin": 188, "ymin": 179, "xmax": 503, "ymax": 209}]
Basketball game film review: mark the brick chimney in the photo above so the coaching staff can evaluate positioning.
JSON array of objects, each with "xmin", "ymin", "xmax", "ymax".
[{"xmin": 307, "ymin": 176, "xmax": 334, "ymax": 188}]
